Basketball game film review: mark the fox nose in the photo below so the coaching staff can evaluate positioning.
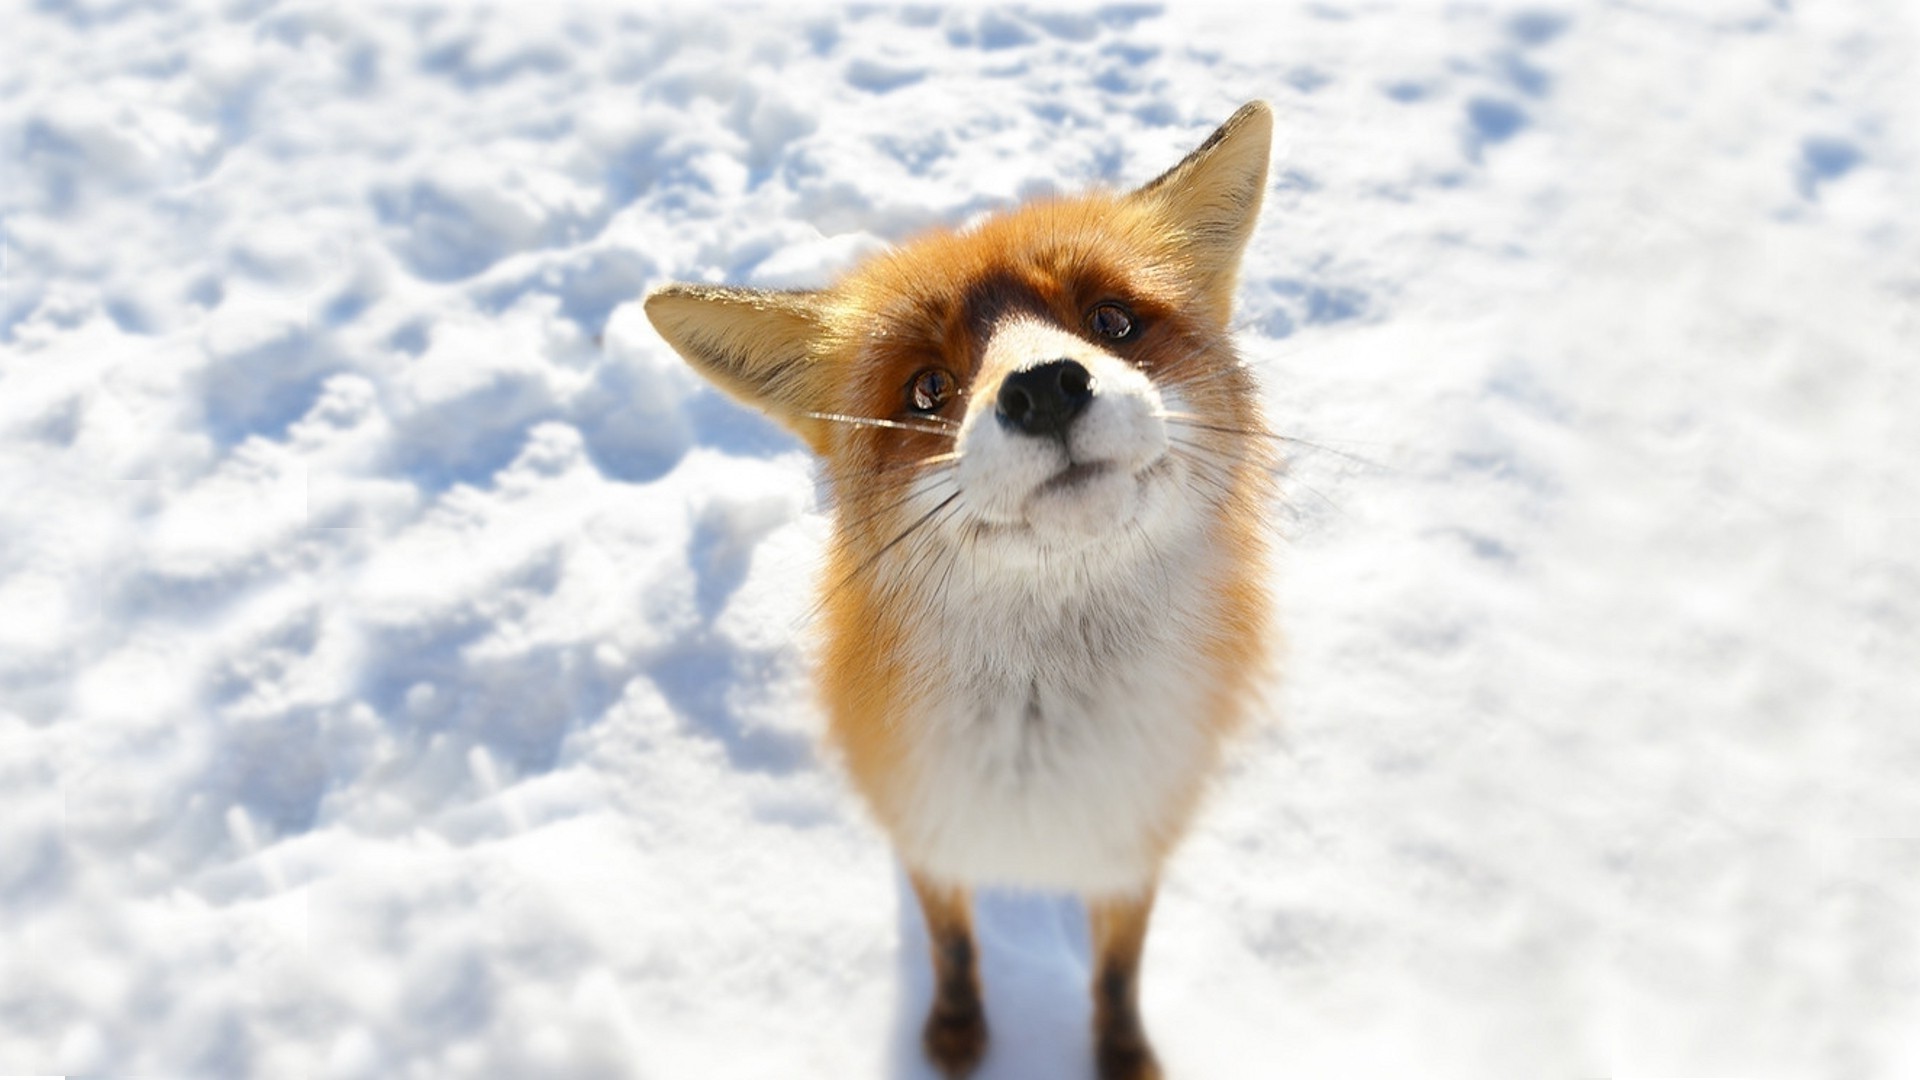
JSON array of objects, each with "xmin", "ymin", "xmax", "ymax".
[{"xmin": 996, "ymin": 359, "xmax": 1093, "ymax": 439}]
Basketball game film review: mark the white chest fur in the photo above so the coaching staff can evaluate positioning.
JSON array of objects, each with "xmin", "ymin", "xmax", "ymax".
[{"xmin": 886, "ymin": 535, "xmax": 1225, "ymax": 897}]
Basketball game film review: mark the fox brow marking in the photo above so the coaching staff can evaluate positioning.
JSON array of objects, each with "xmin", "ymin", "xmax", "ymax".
[
  {"xmin": 922, "ymin": 252, "xmax": 1152, "ymax": 349},
  {"xmin": 960, "ymin": 271, "xmax": 1050, "ymax": 341}
]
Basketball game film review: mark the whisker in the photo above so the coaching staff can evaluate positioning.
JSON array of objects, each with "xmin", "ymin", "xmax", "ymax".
[
  {"xmin": 1156, "ymin": 363, "xmax": 1259, "ymax": 392},
  {"xmin": 805, "ymin": 411, "xmax": 958, "ymax": 437},
  {"xmin": 818, "ymin": 489, "xmax": 963, "ymax": 604},
  {"xmin": 1170, "ymin": 438, "xmax": 1340, "ymax": 525},
  {"xmin": 932, "ymin": 520, "xmax": 965, "ymax": 608},
  {"xmin": 1167, "ymin": 440, "xmax": 1241, "ymax": 498},
  {"xmin": 1159, "ymin": 413, "xmax": 1388, "ymax": 470},
  {"xmin": 802, "ymin": 484, "xmax": 960, "ymax": 618},
  {"xmin": 1167, "ymin": 434, "xmax": 1284, "ymax": 478},
  {"xmin": 863, "ymin": 504, "xmax": 966, "ymax": 620},
  {"xmin": 831, "ymin": 451, "xmax": 963, "ymax": 481},
  {"xmin": 830, "ymin": 474, "xmax": 957, "ymax": 536},
  {"xmin": 882, "ymin": 500, "xmax": 964, "ymax": 610},
  {"xmin": 1280, "ymin": 475, "xmax": 1346, "ymax": 520}
]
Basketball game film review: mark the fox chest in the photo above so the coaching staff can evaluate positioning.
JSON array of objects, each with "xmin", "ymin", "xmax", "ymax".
[{"xmin": 885, "ymin": 599, "xmax": 1220, "ymax": 896}]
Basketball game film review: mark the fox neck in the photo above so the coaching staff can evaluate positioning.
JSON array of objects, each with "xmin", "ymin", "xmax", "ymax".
[
  {"xmin": 863, "ymin": 509, "xmax": 1224, "ymax": 702},
  {"xmin": 822, "ymin": 503, "xmax": 1252, "ymax": 894}
]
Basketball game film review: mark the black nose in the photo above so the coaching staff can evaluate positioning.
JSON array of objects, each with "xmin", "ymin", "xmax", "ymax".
[{"xmin": 996, "ymin": 359, "xmax": 1093, "ymax": 439}]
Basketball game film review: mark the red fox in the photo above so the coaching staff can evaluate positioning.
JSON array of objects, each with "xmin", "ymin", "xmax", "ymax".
[{"xmin": 646, "ymin": 101, "xmax": 1275, "ymax": 1080}]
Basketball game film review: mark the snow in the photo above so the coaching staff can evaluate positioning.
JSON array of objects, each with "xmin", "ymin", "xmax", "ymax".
[{"xmin": 4, "ymin": 1, "xmax": 1918, "ymax": 1078}]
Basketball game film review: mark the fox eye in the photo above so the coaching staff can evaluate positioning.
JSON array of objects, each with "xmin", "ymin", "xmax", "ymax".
[
  {"xmin": 1086, "ymin": 301, "xmax": 1136, "ymax": 341},
  {"xmin": 907, "ymin": 367, "xmax": 956, "ymax": 413}
]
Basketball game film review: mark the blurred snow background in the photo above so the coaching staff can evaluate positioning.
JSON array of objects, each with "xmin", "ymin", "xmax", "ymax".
[{"xmin": 3, "ymin": 1, "xmax": 1918, "ymax": 1077}]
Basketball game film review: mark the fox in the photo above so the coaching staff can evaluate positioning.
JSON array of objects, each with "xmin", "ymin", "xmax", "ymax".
[{"xmin": 644, "ymin": 101, "xmax": 1275, "ymax": 1080}]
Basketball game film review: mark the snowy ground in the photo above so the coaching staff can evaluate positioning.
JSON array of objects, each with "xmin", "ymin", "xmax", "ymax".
[{"xmin": 4, "ymin": 1, "xmax": 1919, "ymax": 1078}]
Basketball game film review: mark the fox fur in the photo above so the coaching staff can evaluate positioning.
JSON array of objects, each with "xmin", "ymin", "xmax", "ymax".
[{"xmin": 646, "ymin": 101, "xmax": 1275, "ymax": 1080}]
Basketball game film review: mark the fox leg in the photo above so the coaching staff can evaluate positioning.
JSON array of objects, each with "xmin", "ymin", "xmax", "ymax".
[
  {"xmin": 1089, "ymin": 887, "xmax": 1162, "ymax": 1080},
  {"xmin": 911, "ymin": 871, "xmax": 988, "ymax": 1077}
]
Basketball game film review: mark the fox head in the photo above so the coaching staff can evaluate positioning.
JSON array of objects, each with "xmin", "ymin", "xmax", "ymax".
[{"xmin": 646, "ymin": 102, "xmax": 1273, "ymax": 580}]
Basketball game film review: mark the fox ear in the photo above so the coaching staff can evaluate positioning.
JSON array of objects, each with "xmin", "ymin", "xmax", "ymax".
[
  {"xmin": 645, "ymin": 284, "xmax": 834, "ymax": 454},
  {"xmin": 1130, "ymin": 101, "xmax": 1273, "ymax": 313}
]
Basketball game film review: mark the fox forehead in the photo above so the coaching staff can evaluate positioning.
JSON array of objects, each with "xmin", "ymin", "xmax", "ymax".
[{"xmin": 824, "ymin": 193, "xmax": 1191, "ymax": 360}]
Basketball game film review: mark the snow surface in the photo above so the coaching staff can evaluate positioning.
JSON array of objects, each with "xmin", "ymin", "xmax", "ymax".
[{"xmin": 4, "ymin": 1, "xmax": 1919, "ymax": 1078}]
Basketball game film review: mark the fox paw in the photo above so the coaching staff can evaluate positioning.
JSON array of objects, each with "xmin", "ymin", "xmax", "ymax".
[
  {"xmin": 1096, "ymin": 1034, "xmax": 1162, "ymax": 1080},
  {"xmin": 923, "ymin": 1002, "xmax": 988, "ymax": 1077}
]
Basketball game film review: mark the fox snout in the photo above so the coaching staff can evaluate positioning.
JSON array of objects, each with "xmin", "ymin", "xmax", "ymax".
[
  {"xmin": 997, "ymin": 359, "xmax": 1095, "ymax": 440},
  {"xmin": 948, "ymin": 314, "xmax": 1175, "ymax": 546}
]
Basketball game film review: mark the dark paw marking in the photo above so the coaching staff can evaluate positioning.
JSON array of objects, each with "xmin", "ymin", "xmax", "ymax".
[
  {"xmin": 924, "ymin": 1000, "xmax": 988, "ymax": 1077},
  {"xmin": 1096, "ymin": 1032, "xmax": 1162, "ymax": 1080}
]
